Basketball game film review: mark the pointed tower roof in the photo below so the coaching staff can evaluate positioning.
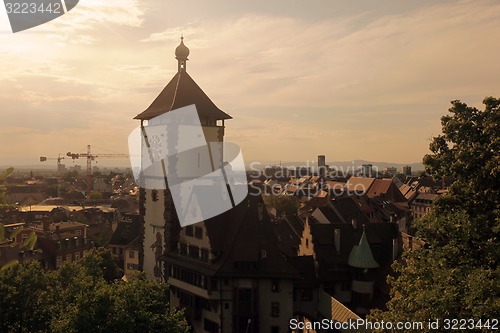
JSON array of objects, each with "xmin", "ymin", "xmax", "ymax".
[
  {"xmin": 348, "ymin": 225, "xmax": 379, "ymax": 269},
  {"xmin": 134, "ymin": 38, "xmax": 232, "ymax": 121}
]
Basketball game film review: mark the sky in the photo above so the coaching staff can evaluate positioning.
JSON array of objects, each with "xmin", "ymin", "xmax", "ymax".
[{"xmin": 1, "ymin": 0, "xmax": 499, "ymax": 168}]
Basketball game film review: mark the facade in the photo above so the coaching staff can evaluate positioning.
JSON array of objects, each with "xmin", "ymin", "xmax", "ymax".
[
  {"xmin": 108, "ymin": 213, "xmax": 142, "ymax": 277},
  {"xmin": 411, "ymin": 192, "xmax": 439, "ymax": 219},
  {"xmin": 32, "ymin": 220, "xmax": 91, "ymax": 269}
]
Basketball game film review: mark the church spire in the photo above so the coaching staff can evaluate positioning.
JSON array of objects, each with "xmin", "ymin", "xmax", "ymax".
[{"xmin": 175, "ymin": 36, "xmax": 190, "ymax": 72}]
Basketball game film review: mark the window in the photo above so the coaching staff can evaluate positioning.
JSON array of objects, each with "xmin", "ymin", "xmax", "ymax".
[
  {"xmin": 203, "ymin": 319, "xmax": 219, "ymax": 333},
  {"xmin": 74, "ymin": 252, "xmax": 80, "ymax": 261},
  {"xmin": 185, "ymin": 226, "xmax": 194, "ymax": 237},
  {"xmin": 189, "ymin": 245, "xmax": 199, "ymax": 259},
  {"xmin": 66, "ymin": 254, "xmax": 72, "ymax": 261},
  {"xmin": 201, "ymin": 249, "xmax": 209, "ymax": 262},
  {"xmin": 180, "ymin": 243, "xmax": 187, "ymax": 255},
  {"xmin": 152, "ymin": 189, "xmax": 158, "ymax": 201},
  {"xmin": 76, "ymin": 229, "xmax": 81, "ymax": 236},
  {"xmin": 305, "ymin": 238, "xmax": 309, "ymax": 248},
  {"xmin": 300, "ymin": 288, "xmax": 313, "ymax": 301},
  {"xmin": 129, "ymin": 250, "xmax": 135, "ymax": 259},
  {"xmin": 271, "ymin": 280, "xmax": 280, "ymax": 293},
  {"xmin": 210, "ymin": 278, "xmax": 218, "ymax": 291},
  {"xmin": 194, "ymin": 226, "xmax": 203, "ymax": 239},
  {"xmin": 56, "ymin": 256, "xmax": 62, "ymax": 268},
  {"xmin": 271, "ymin": 302, "xmax": 280, "ymax": 317}
]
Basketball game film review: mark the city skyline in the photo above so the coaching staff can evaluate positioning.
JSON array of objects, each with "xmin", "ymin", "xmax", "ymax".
[{"xmin": 1, "ymin": 0, "xmax": 500, "ymax": 166}]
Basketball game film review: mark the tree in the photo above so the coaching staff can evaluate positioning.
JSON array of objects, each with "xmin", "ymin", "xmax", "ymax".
[
  {"xmin": 88, "ymin": 192, "xmax": 103, "ymax": 200},
  {"xmin": 370, "ymin": 98, "xmax": 500, "ymax": 330},
  {"xmin": 0, "ymin": 167, "xmax": 14, "ymax": 205},
  {"xmin": 0, "ymin": 250, "xmax": 189, "ymax": 333},
  {"xmin": 264, "ymin": 195, "xmax": 300, "ymax": 217}
]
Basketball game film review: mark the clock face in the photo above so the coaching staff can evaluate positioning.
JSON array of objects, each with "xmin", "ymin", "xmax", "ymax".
[{"xmin": 150, "ymin": 134, "xmax": 162, "ymax": 162}]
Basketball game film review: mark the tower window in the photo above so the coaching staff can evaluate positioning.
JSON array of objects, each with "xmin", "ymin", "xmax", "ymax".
[
  {"xmin": 271, "ymin": 280, "xmax": 280, "ymax": 293},
  {"xmin": 195, "ymin": 226, "xmax": 203, "ymax": 239},
  {"xmin": 271, "ymin": 302, "xmax": 280, "ymax": 317},
  {"xmin": 152, "ymin": 190, "xmax": 158, "ymax": 201}
]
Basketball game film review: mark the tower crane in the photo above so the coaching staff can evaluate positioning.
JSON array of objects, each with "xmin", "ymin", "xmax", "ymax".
[
  {"xmin": 39, "ymin": 154, "xmax": 66, "ymax": 175},
  {"xmin": 66, "ymin": 145, "xmax": 129, "ymax": 196}
]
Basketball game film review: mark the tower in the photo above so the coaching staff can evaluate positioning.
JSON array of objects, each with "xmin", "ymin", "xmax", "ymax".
[
  {"xmin": 134, "ymin": 38, "xmax": 232, "ymax": 281},
  {"xmin": 134, "ymin": 39, "xmax": 298, "ymax": 333},
  {"xmin": 348, "ymin": 225, "xmax": 379, "ymax": 315}
]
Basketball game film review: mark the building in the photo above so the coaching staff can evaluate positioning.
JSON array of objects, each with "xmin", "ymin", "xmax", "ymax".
[
  {"xmin": 402, "ymin": 165, "xmax": 412, "ymax": 176},
  {"xmin": 135, "ymin": 37, "xmax": 232, "ymax": 283},
  {"xmin": 134, "ymin": 40, "xmax": 305, "ymax": 332},
  {"xmin": 383, "ymin": 167, "xmax": 397, "ymax": 176},
  {"xmin": 360, "ymin": 164, "xmax": 373, "ymax": 178},
  {"xmin": 411, "ymin": 192, "xmax": 440, "ymax": 220},
  {"xmin": 32, "ymin": 220, "xmax": 91, "ymax": 269},
  {"xmin": 298, "ymin": 216, "xmax": 399, "ymax": 316},
  {"xmin": 108, "ymin": 213, "xmax": 142, "ymax": 278},
  {"xmin": 318, "ymin": 155, "xmax": 327, "ymax": 177}
]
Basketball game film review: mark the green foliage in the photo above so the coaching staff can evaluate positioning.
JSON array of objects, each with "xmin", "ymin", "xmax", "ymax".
[
  {"xmin": 370, "ymin": 98, "xmax": 500, "ymax": 330},
  {"xmin": 0, "ymin": 250, "xmax": 189, "ymax": 333},
  {"xmin": 0, "ymin": 223, "xmax": 39, "ymax": 271},
  {"xmin": 0, "ymin": 167, "xmax": 14, "ymax": 205},
  {"xmin": 88, "ymin": 192, "xmax": 103, "ymax": 200},
  {"xmin": 263, "ymin": 194, "xmax": 300, "ymax": 217}
]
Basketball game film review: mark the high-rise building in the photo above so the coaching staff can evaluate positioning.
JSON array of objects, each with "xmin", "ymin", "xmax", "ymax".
[
  {"xmin": 318, "ymin": 155, "xmax": 326, "ymax": 177},
  {"xmin": 318, "ymin": 155, "xmax": 326, "ymax": 168},
  {"xmin": 402, "ymin": 165, "xmax": 412, "ymax": 176}
]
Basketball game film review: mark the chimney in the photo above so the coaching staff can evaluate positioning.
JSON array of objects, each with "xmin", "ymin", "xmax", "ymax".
[
  {"xmin": 334, "ymin": 229, "xmax": 341, "ymax": 254},
  {"xmin": 351, "ymin": 218, "xmax": 357, "ymax": 229}
]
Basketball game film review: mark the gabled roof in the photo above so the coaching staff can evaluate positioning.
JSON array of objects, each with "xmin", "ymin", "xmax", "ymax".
[
  {"xmin": 345, "ymin": 177, "xmax": 375, "ymax": 193},
  {"xmin": 329, "ymin": 195, "xmax": 371, "ymax": 225},
  {"xmin": 134, "ymin": 71, "xmax": 232, "ymax": 121},
  {"xmin": 367, "ymin": 179, "xmax": 407, "ymax": 202}
]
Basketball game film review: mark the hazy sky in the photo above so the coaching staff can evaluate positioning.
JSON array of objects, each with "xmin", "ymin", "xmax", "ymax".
[{"xmin": 1, "ymin": 0, "xmax": 499, "ymax": 168}]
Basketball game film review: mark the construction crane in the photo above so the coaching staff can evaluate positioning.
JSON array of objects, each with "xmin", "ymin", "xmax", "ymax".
[
  {"xmin": 66, "ymin": 145, "xmax": 129, "ymax": 196},
  {"xmin": 39, "ymin": 154, "xmax": 66, "ymax": 175}
]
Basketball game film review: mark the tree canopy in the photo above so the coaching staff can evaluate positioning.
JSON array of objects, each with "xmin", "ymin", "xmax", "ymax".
[
  {"xmin": 0, "ymin": 167, "xmax": 14, "ymax": 205},
  {"xmin": 370, "ymin": 98, "xmax": 500, "ymax": 331},
  {"xmin": 0, "ymin": 248, "xmax": 189, "ymax": 333}
]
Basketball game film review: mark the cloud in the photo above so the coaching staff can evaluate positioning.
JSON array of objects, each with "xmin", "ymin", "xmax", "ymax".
[{"xmin": 1, "ymin": 0, "xmax": 499, "ymax": 164}]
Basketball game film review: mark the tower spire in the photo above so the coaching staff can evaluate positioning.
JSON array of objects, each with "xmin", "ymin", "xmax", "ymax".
[{"xmin": 175, "ymin": 36, "xmax": 190, "ymax": 72}]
